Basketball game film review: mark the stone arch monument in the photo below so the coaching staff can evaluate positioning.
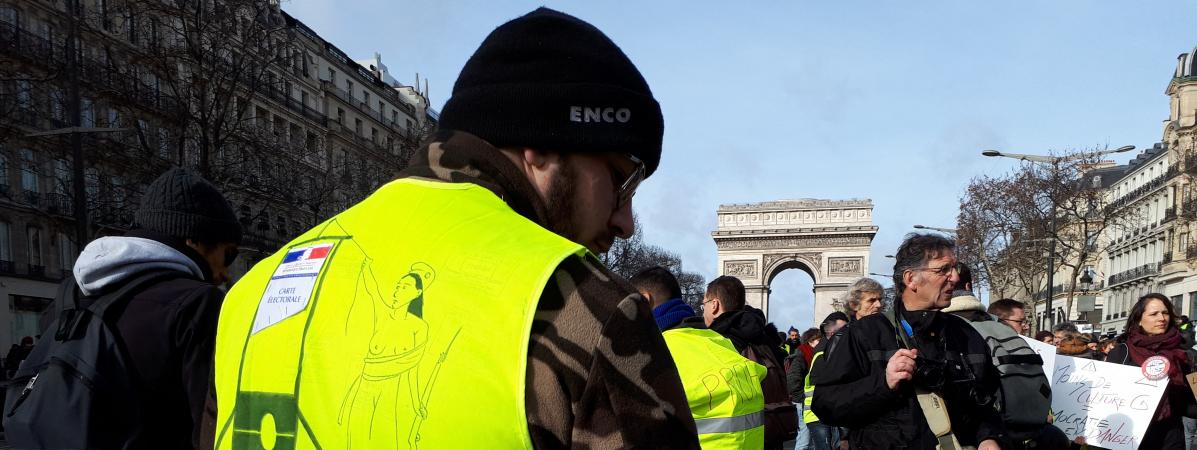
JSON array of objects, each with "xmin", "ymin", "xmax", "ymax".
[{"xmin": 712, "ymin": 199, "xmax": 878, "ymax": 325}]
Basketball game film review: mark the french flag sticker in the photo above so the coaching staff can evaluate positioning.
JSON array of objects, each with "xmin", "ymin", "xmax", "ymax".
[{"xmin": 282, "ymin": 244, "xmax": 333, "ymax": 264}]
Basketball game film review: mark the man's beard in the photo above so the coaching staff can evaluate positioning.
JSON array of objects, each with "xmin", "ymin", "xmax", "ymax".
[{"xmin": 545, "ymin": 157, "xmax": 580, "ymax": 244}]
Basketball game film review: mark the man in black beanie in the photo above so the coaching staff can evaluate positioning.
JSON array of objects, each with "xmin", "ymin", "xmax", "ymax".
[
  {"xmin": 204, "ymin": 7, "xmax": 697, "ymax": 450},
  {"xmin": 62, "ymin": 167, "xmax": 240, "ymax": 448}
]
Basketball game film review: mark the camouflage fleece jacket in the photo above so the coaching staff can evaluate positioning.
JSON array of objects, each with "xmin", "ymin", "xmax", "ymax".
[
  {"xmin": 401, "ymin": 130, "xmax": 698, "ymax": 449},
  {"xmin": 199, "ymin": 130, "xmax": 699, "ymax": 450}
]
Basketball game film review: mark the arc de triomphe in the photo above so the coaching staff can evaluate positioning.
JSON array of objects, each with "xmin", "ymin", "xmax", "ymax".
[{"xmin": 712, "ymin": 199, "xmax": 878, "ymax": 325}]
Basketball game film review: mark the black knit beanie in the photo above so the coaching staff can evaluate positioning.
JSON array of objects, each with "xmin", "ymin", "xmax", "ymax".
[
  {"xmin": 134, "ymin": 168, "xmax": 242, "ymax": 244},
  {"xmin": 439, "ymin": 7, "xmax": 665, "ymax": 176}
]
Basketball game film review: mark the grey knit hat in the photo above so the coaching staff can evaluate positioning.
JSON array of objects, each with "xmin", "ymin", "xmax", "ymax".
[{"xmin": 134, "ymin": 168, "xmax": 242, "ymax": 244}]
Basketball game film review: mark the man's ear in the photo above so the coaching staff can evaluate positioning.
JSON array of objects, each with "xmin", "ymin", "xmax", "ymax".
[
  {"xmin": 639, "ymin": 290, "xmax": 654, "ymax": 304},
  {"xmin": 902, "ymin": 270, "xmax": 916, "ymax": 291}
]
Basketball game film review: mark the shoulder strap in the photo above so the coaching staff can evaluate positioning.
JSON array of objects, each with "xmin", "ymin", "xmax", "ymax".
[
  {"xmin": 886, "ymin": 307, "xmax": 912, "ymax": 349},
  {"xmin": 54, "ymin": 270, "xmax": 187, "ymax": 342},
  {"xmin": 86, "ymin": 270, "xmax": 188, "ymax": 318}
]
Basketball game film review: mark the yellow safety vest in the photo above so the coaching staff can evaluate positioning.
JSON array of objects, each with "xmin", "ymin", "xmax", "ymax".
[
  {"xmin": 663, "ymin": 327, "xmax": 766, "ymax": 450},
  {"xmin": 803, "ymin": 351, "xmax": 823, "ymax": 424},
  {"xmin": 212, "ymin": 179, "xmax": 586, "ymax": 450}
]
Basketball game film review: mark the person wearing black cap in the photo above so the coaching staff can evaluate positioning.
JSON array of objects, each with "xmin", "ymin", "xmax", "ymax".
[
  {"xmin": 810, "ymin": 234, "xmax": 1006, "ymax": 450},
  {"xmin": 58, "ymin": 168, "xmax": 239, "ymax": 448},
  {"xmin": 204, "ymin": 7, "xmax": 697, "ymax": 449}
]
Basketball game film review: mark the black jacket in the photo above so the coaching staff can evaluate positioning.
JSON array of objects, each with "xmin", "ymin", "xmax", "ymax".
[
  {"xmin": 57, "ymin": 230, "xmax": 225, "ymax": 449},
  {"xmin": 785, "ymin": 352, "xmax": 807, "ymax": 404},
  {"xmin": 810, "ymin": 308, "xmax": 1005, "ymax": 450}
]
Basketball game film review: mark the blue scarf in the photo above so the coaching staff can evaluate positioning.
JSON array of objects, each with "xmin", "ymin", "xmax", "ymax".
[{"xmin": 652, "ymin": 298, "xmax": 696, "ymax": 330}]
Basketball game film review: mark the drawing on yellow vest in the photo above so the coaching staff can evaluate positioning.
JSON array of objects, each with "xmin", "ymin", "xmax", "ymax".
[{"xmin": 337, "ymin": 261, "xmax": 461, "ymax": 449}]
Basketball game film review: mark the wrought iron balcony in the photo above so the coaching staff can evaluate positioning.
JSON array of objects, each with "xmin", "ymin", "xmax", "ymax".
[{"xmin": 1108, "ymin": 263, "xmax": 1161, "ymax": 287}]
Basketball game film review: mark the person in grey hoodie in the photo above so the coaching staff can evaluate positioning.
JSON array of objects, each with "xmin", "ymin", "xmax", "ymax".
[{"xmin": 67, "ymin": 167, "xmax": 241, "ymax": 449}]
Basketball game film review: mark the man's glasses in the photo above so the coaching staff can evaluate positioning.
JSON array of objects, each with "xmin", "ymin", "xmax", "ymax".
[
  {"xmin": 911, "ymin": 265, "xmax": 958, "ymax": 277},
  {"xmin": 614, "ymin": 154, "xmax": 646, "ymax": 209},
  {"xmin": 1003, "ymin": 318, "xmax": 1029, "ymax": 328}
]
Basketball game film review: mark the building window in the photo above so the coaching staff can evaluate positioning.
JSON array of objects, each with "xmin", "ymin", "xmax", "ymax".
[
  {"xmin": 81, "ymin": 97, "xmax": 95, "ymax": 127},
  {"xmin": 10, "ymin": 294, "xmax": 53, "ymax": 347},
  {"xmin": 1191, "ymin": 292, "xmax": 1197, "ymax": 320},
  {"xmin": 378, "ymin": 101, "xmax": 385, "ymax": 116},
  {"xmin": 327, "ymin": 68, "xmax": 336, "ymax": 83},
  {"xmin": 346, "ymin": 80, "xmax": 353, "ymax": 96},
  {"xmin": 1182, "ymin": 233, "xmax": 1190, "ymax": 251},
  {"xmin": 19, "ymin": 148, "xmax": 37, "ymax": 193},
  {"xmin": 0, "ymin": 151, "xmax": 8, "ymax": 189},
  {"xmin": 300, "ymin": 90, "xmax": 309, "ymax": 109},
  {"xmin": 0, "ymin": 5, "xmax": 17, "ymax": 26},
  {"xmin": 57, "ymin": 232, "xmax": 75, "ymax": 270},
  {"xmin": 53, "ymin": 159, "xmax": 69, "ymax": 195},
  {"xmin": 371, "ymin": 127, "xmax": 378, "ymax": 144},
  {"xmin": 27, "ymin": 226, "xmax": 42, "ymax": 267},
  {"xmin": 354, "ymin": 118, "xmax": 362, "ymax": 135},
  {"xmin": 363, "ymin": 91, "xmax": 370, "ymax": 105},
  {"xmin": 0, "ymin": 221, "xmax": 10, "ymax": 262},
  {"xmin": 15, "ymin": 80, "xmax": 31, "ymax": 110},
  {"xmin": 337, "ymin": 108, "xmax": 345, "ymax": 125}
]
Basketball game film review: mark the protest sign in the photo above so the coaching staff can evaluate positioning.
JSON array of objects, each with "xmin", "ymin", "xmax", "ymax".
[
  {"xmin": 1021, "ymin": 336, "xmax": 1057, "ymax": 380},
  {"xmin": 1050, "ymin": 355, "xmax": 1168, "ymax": 450}
]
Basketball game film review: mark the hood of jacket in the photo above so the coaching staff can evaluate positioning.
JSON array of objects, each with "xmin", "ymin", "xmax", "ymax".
[
  {"xmin": 652, "ymin": 298, "xmax": 696, "ymax": 330},
  {"xmin": 942, "ymin": 291, "xmax": 984, "ymax": 314},
  {"xmin": 73, "ymin": 232, "xmax": 206, "ymax": 296},
  {"xmin": 709, "ymin": 306, "xmax": 781, "ymax": 350}
]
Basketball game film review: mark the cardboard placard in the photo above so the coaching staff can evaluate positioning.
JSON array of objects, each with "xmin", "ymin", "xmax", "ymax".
[{"xmin": 1049, "ymin": 355, "xmax": 1168, "ymax": 450}]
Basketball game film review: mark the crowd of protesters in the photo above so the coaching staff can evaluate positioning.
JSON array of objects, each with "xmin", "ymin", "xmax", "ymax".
[{"xmin": 5, "ymin": 6, "xmax": 1197, "ymax": 450}]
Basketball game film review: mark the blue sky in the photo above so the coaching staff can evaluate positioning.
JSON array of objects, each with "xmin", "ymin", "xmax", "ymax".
[{"xmin": 283, "ymin": 0, "xmax": 1197, "ymax": 330}]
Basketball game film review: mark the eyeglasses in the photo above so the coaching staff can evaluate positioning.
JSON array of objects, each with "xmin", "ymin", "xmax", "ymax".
[
  {"xmin": 1002, "ymin": 318, "xmax": 1030, "ymax": 328},
  {"xmin": 612, "ymin": 154, "xmax": 646, "ymax": 209},
  {"xmin": 910, "ymin": 265, "xmax": 958, "ymax": 277}
]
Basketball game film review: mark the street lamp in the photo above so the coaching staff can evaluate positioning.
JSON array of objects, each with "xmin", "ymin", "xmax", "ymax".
[
  {"xmin": 914, "ymin": 224, "xmax": 958, "ymax": 234},
  {"xmin": 1078, "ymin": 271, "xmax": 1094, "ymax": 291},
  {"xmin": 982, "ymin": 144, "xmax": 1134, "ymax": 331}
]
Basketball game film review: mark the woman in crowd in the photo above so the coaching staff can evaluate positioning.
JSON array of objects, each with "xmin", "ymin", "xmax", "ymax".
[{"xmin": 1106, "ymin": 293, "xmax": 1197, "ymax": 449}]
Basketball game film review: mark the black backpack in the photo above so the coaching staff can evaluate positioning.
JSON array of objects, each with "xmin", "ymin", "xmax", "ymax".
[
  {"xmin": 3, "ymin": 270, "xmax": 179, "ymax": 449},
  {"xmin": 969, "ymin": 318, "xmax": 1053, "ymax": 430},
  {"xmin": 742, "ymin": 342, "xmax": 799, "ymax": 445}
]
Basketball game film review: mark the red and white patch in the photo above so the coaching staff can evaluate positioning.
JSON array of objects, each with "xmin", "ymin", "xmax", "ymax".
[{"xmin": 1142, "ymin": 355, "xmax": 1171, "ymax": 381}]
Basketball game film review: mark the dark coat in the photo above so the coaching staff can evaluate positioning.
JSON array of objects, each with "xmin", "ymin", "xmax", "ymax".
[
  {"xmin": 810, "ymin": 309, "xmax": 1005, "ymax": 450},
  {"xmin": 59, "ymin": 230, "xmax": 225, "ymax": 449},
  {"xmin": 1106, "ymin": 343, "xmax": 1196, "ymax": 450}
]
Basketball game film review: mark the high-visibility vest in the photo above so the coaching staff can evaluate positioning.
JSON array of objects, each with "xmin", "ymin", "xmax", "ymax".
[
  {"xmin": 663, "ymin": 327, "xmax": 767, "ymax": 450},
  {"xmin": 212, "ymin": 179, "xmax": 586, "ymax": 450},
  {"xmin": 803, "ymin": 351, "xmax": 824, "ymax": 424}
]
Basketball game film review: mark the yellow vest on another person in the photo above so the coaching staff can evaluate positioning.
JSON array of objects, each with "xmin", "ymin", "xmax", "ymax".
[{"xmin": 664, "ymin": 327, "xmax": 767, "ymax": 449}]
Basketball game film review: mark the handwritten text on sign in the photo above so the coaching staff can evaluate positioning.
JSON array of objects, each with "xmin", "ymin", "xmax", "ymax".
[{"xmin": 1050, "ymin": 355, "xmax": 1167, "ymax": 450}]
